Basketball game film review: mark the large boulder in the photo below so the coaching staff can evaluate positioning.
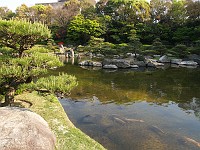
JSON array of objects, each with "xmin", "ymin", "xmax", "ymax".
[
  {"xmin": 103, "ymin": 59, "xmax": 131, "ymax": 68},
  {"xmin": 0, "ymin": 107, "xmax": 56, "ymax": 150},
  {"xmin": 171, "ymin": 59, "xmax": 182, "ymax": 65},
  {"xmin": 133, "ymin": 61, "xmax": 146, "ymax": 67}
]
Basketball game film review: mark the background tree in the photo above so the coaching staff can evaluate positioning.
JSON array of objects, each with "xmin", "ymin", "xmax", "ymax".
[
  {"xmin": 150, "ymin": 0, "xmax": 171, "ymax": 23},
  {"xmin": 128, "ymin": 29, "xmax": 143, "ymax": 57},
  {"xmin": 0, "ymin": 19, "xmax": 51, "ymax": 57},
  {"xmin": 0, "ymin": 7, "xmax": 15, "ymax": 20},
  {"xmin": 166, "ymin": 0, "xmax": 187, "ymax": 26},
  {"xmin": 15, "ymin": 4, "xmax": 30, "ymax": 19},
  {"xmin": 186, "ymin": 0, "xmax": 200, "ymax": 22},
  {"xmin": 171, "ymin": 44, "xmax": 189, "ymax": 58},
  {"xmin": 151, "ymin": 38, "xmax": 167, "ymax": 55},
  {"xmin": 67, "ymin": 15, "xmax": 104, "ymax": 45},
  {"xmin": 29, "ymin": 5, "xmax": 53, "ymax": 25}
]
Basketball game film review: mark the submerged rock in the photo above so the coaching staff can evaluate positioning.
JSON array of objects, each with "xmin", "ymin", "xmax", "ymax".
[{"xmin": 0, "ymin": 107, "xmax": 56, "ymax": 150}]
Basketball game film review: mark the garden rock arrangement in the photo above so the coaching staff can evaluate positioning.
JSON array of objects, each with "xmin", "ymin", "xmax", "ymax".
[
  {"xmin": 0, "ymin": 107, "xmax": 56, "ymax": 150},
  {"xmin": 78, "ymin": 54, "xmax": 199, "ymax": 69},
  {"xmin": 102, "ymin": 59, "xmax": 131, "ymax": 68}
]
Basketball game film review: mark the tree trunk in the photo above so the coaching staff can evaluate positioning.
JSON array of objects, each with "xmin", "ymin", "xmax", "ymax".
[{"xmin": 0, "ymin": 87, "xmax": 15, "ymax": 107}]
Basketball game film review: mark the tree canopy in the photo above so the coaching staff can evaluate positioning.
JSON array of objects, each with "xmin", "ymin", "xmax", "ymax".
[{"xmin": 0, "ymin": 19, "xmax": 51, "ymax": 57}]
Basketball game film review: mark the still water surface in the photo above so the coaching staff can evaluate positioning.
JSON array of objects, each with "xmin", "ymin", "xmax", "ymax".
[{"xmin": 51, "ymin": 62, "xmax": 200, "ymax": 150}]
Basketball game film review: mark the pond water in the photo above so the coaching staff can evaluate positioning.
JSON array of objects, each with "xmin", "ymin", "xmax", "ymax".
[{"xmin": 50, "ymin": 60, "xmax": 200, "ymax": 150}]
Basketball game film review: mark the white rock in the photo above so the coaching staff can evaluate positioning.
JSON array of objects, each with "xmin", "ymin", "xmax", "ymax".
[
  {"xmin": 131, "ymin": 65, "xmax": 139, "ymax": 68},
  {"xmin": 92, "ymin": 61, "xmax": 102, "ymax": 67},
  {"xmin": 171, "ymin": 59, "xmax": 182, "ymax": 64},
  {"xmin": 180, "ymin": 61, "xmax": 198, "ymax": 66},
  {"xmin": 103, "ymin": 65, "xmax": 118, "ymax": 69}
]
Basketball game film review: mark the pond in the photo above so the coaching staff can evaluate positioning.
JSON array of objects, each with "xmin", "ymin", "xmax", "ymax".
[{"xmin": 50, "ymin": 59, "xmax": 200, "ymax": 150}]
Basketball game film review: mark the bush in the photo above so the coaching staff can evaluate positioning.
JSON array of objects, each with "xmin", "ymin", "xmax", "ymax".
[
  {"xmin": 0, "ymin": 19, "xmax": 51, "ymax": 57},
  {"xmin": 26, "ymin": 45, "xmax": 53, "ymax": 54},
  {"xmin": 171, "ymin": 44, "xmax": 189, "ymax": 58},
  {"xmin": 142, "ymin": 50, "xmax": 159, "ymax": 56}
]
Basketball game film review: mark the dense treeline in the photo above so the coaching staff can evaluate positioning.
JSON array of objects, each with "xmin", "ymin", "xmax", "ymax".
[{"xmin": 0, "ymin": 0, "xmax": 200, "ymax": 56}]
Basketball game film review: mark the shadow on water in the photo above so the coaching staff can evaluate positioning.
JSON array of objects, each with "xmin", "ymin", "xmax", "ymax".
[{"xmin": 50, "ymin": 59, "xmax": 200, "ymax": 150}]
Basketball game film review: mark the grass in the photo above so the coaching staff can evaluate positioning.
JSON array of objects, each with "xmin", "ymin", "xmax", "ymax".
[{"xmin": 15, "ymin": 91, "xmax": 106, "ymax": 150}]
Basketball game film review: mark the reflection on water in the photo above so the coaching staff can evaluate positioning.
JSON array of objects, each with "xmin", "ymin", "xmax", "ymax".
[{"xmin": 50, "ymin": 63, "xmax": 200, "ymax": 150}]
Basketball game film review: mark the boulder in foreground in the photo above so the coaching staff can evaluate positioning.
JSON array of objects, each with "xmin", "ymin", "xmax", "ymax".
[{"xmin": 0, "ymin": 107, "xmax": 56, "ymax": 150}]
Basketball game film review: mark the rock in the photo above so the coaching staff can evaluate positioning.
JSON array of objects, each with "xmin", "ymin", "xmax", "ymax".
[
  {"xmin": 147, "ymin": 62, "xmax": 155, "ymax": 67},
  {"xmin": 126, "ymin": 53, "xmax": 135, "ymax": 57},
  {"xmin": 79, "ymin": 60, "xmax": 93, "ymax": 66},
  {"xmin": 103, "ymin": 59, "xmax": 131, "ymax": 68},
  {"xmin": 180, "ymin": 61, "xmax": 198, "ymax": 66},
  {"xmin": 113, "ymin": 55, "xmax": 120, "ymax": 59},
  {"xmin": 158, "ymin": 55, "xmax": 170, "ymax": 63},
  {"xmin": 79, "ymin": 60, "xmax": 102, "ymax": 67},
  {"xmin": 171, "ymin": 59, "xmax": 182, "ymax": 64},
  {"xmin": 103, "ymin": 64, "xmax": 118, "ymax": 69},
  {"xmin": 92, "ymin": 61, "xmax": 102, "ymax": 67},
  {"xmin": 79, "ymin": 60, "xmax": 90, "ymax": 66},
  {"xmin": 96, "ymin": 53, "xmax": 104, "ymax": 58},
  {"xmin": 130, "ymin": 65, "xmax": 139, "ymax": 68},
  {"xmin": 133, "ymin": 61, "xmax": 146, "ymax": 67},
  {"xmin": 0, "ymin": 107, "xmax": 56, "ymax": 150},
  {"xmin": 146, "ymin": 59, "xmax": 164, "ymax": 67}
]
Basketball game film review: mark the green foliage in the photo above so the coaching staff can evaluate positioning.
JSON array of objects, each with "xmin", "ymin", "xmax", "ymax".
[
  {"xmin": 142, "ymin": 50, "xmax": 159, "ymax": 56},
  {"xmin": 0, "ymin": 52, "xmax": 62, "ymax": 80},
  {"xmin": 0, "ymin": 51, "xmax": 64, "ymax": 106},
  {"xmin": 0, "ymin": 19, "xmax": 51, "ymax": 57},
  {"xmin": 127, "ymin": 29, "xmax": 143, "ymax": 56},
  {"xmin": 0, "ymin": 46, "xmax": 15, "ymax": 56},
  {"xmin": 151, "ymin": 38, "xmax": 167, "ymax": 55},
  {"xmin": 67, "ymin": 15, "xmax": 104, "ymax": 45},
  {"xmin": 171, "ymin": 44, "xmax": 189, "ymax": 58},
  {"xmin": 100, "ymin": 42, "xmax": 117, "ymax": 55},
  {"xmin": 26, "ymin": 45, "xmax": 53, "ymax": 54},
  {"xmin": 117, "ymin": 43, "xmax": 129, "ymax": 54},
  {"xmin": 44, "ymin": 94, "xmax": 58, "ymax": 102},
  {"xmin": 20, "ymin": 73, "xmax": 78, "ymax": 96},
  {"xmin": 0, "ymin": 7, "xmax": 15, "ymax": 20}
]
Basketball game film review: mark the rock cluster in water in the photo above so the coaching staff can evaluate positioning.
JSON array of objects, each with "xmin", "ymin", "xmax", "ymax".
[{"xmin": 79, "ymin": 53, "xmax": 200, "ymax": 69}]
